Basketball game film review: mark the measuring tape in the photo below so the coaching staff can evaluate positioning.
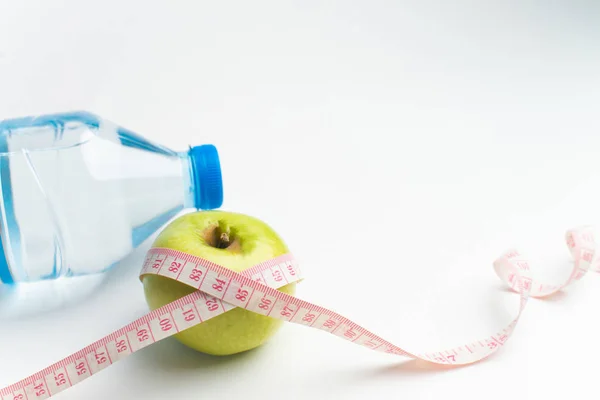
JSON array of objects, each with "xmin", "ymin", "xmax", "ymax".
[{"xmin": 1, "ymin": 225, "xmax": 597, "ymax": 399}]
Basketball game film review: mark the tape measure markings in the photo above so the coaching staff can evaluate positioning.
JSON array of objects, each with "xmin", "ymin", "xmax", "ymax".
[
  {"xmin": 0, "ymin": 252, "xmax": 299, "ymax": 399},
  {"xmin": 1, "ymin": 226, "xmax": 597, "ymax": 399}
]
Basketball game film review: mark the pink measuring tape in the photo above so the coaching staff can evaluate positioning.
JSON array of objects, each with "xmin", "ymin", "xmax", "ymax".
[{"xmin": 1, "ymin": 225, "xmax": 597, "ymax": 399}]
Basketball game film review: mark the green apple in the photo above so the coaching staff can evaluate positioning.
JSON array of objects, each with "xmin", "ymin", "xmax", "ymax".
[{"xmin": 142, "ymin": 210, "xmax": 296, "ymax": 356}]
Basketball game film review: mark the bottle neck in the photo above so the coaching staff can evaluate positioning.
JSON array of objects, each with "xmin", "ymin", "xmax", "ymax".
[{"xmin": 180, "ymin": 154, "xmax": 197, "ymax": 209}]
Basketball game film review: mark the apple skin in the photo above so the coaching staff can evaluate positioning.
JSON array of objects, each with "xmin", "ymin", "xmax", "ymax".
[{"xmin": 142, "ymin": 210, "xmax": 296, "ymax": 356}]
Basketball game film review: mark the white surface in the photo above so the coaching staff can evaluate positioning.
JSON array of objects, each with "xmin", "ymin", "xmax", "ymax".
[{"xmin": 1, "ymin": 1, "xmax": 600, "ymax": 398}]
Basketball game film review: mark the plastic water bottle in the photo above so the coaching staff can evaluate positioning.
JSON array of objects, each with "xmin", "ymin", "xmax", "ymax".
[{"xmin": 0, "ymin": 111, "xmax": 223, "ymax": 284}]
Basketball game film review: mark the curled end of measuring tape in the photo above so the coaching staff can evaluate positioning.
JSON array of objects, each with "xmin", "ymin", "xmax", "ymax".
[
  {"xmin": 492, "ymin": 249, "xmax": 522, "ymax": 290},
  {"xmin": 566, "ymin": 225, "xmax": 596, "ymax": 253}
]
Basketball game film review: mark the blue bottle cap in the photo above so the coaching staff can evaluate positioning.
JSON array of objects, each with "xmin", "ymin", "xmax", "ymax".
[{"xmin": 188, "ymin": 144, "xmax": 224, "ymax": 210}]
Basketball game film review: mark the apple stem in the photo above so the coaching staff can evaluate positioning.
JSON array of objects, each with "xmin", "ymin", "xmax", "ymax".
[{"xmin": 218, "ymin": 232, "xmax": 231, "ymax": 249}]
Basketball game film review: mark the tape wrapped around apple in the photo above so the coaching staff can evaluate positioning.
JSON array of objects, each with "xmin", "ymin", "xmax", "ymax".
[{"xmin": 142, "ymin": 211, "xmax": 297, "ymax": 356}]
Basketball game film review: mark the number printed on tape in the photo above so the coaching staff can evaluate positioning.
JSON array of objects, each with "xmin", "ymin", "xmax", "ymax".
[{"xmin": 2, "ymin": 227, "xmax": 600, "ymax": 398}]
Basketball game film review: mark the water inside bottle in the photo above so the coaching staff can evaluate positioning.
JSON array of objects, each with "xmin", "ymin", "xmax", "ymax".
[{"xmin": 0, "ymin": 112, "xmax": 200, "ymax": 283}]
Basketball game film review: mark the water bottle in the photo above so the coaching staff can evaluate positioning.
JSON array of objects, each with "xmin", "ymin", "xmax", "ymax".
[{"xmin": 0, "ymin": 111, "xmax": 223, "ymax": 284}]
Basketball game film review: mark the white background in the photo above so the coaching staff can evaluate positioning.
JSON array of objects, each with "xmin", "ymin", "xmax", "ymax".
[{"xmin": 1, "ymin": 1, "xmax": 600, "ymax": 399}]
